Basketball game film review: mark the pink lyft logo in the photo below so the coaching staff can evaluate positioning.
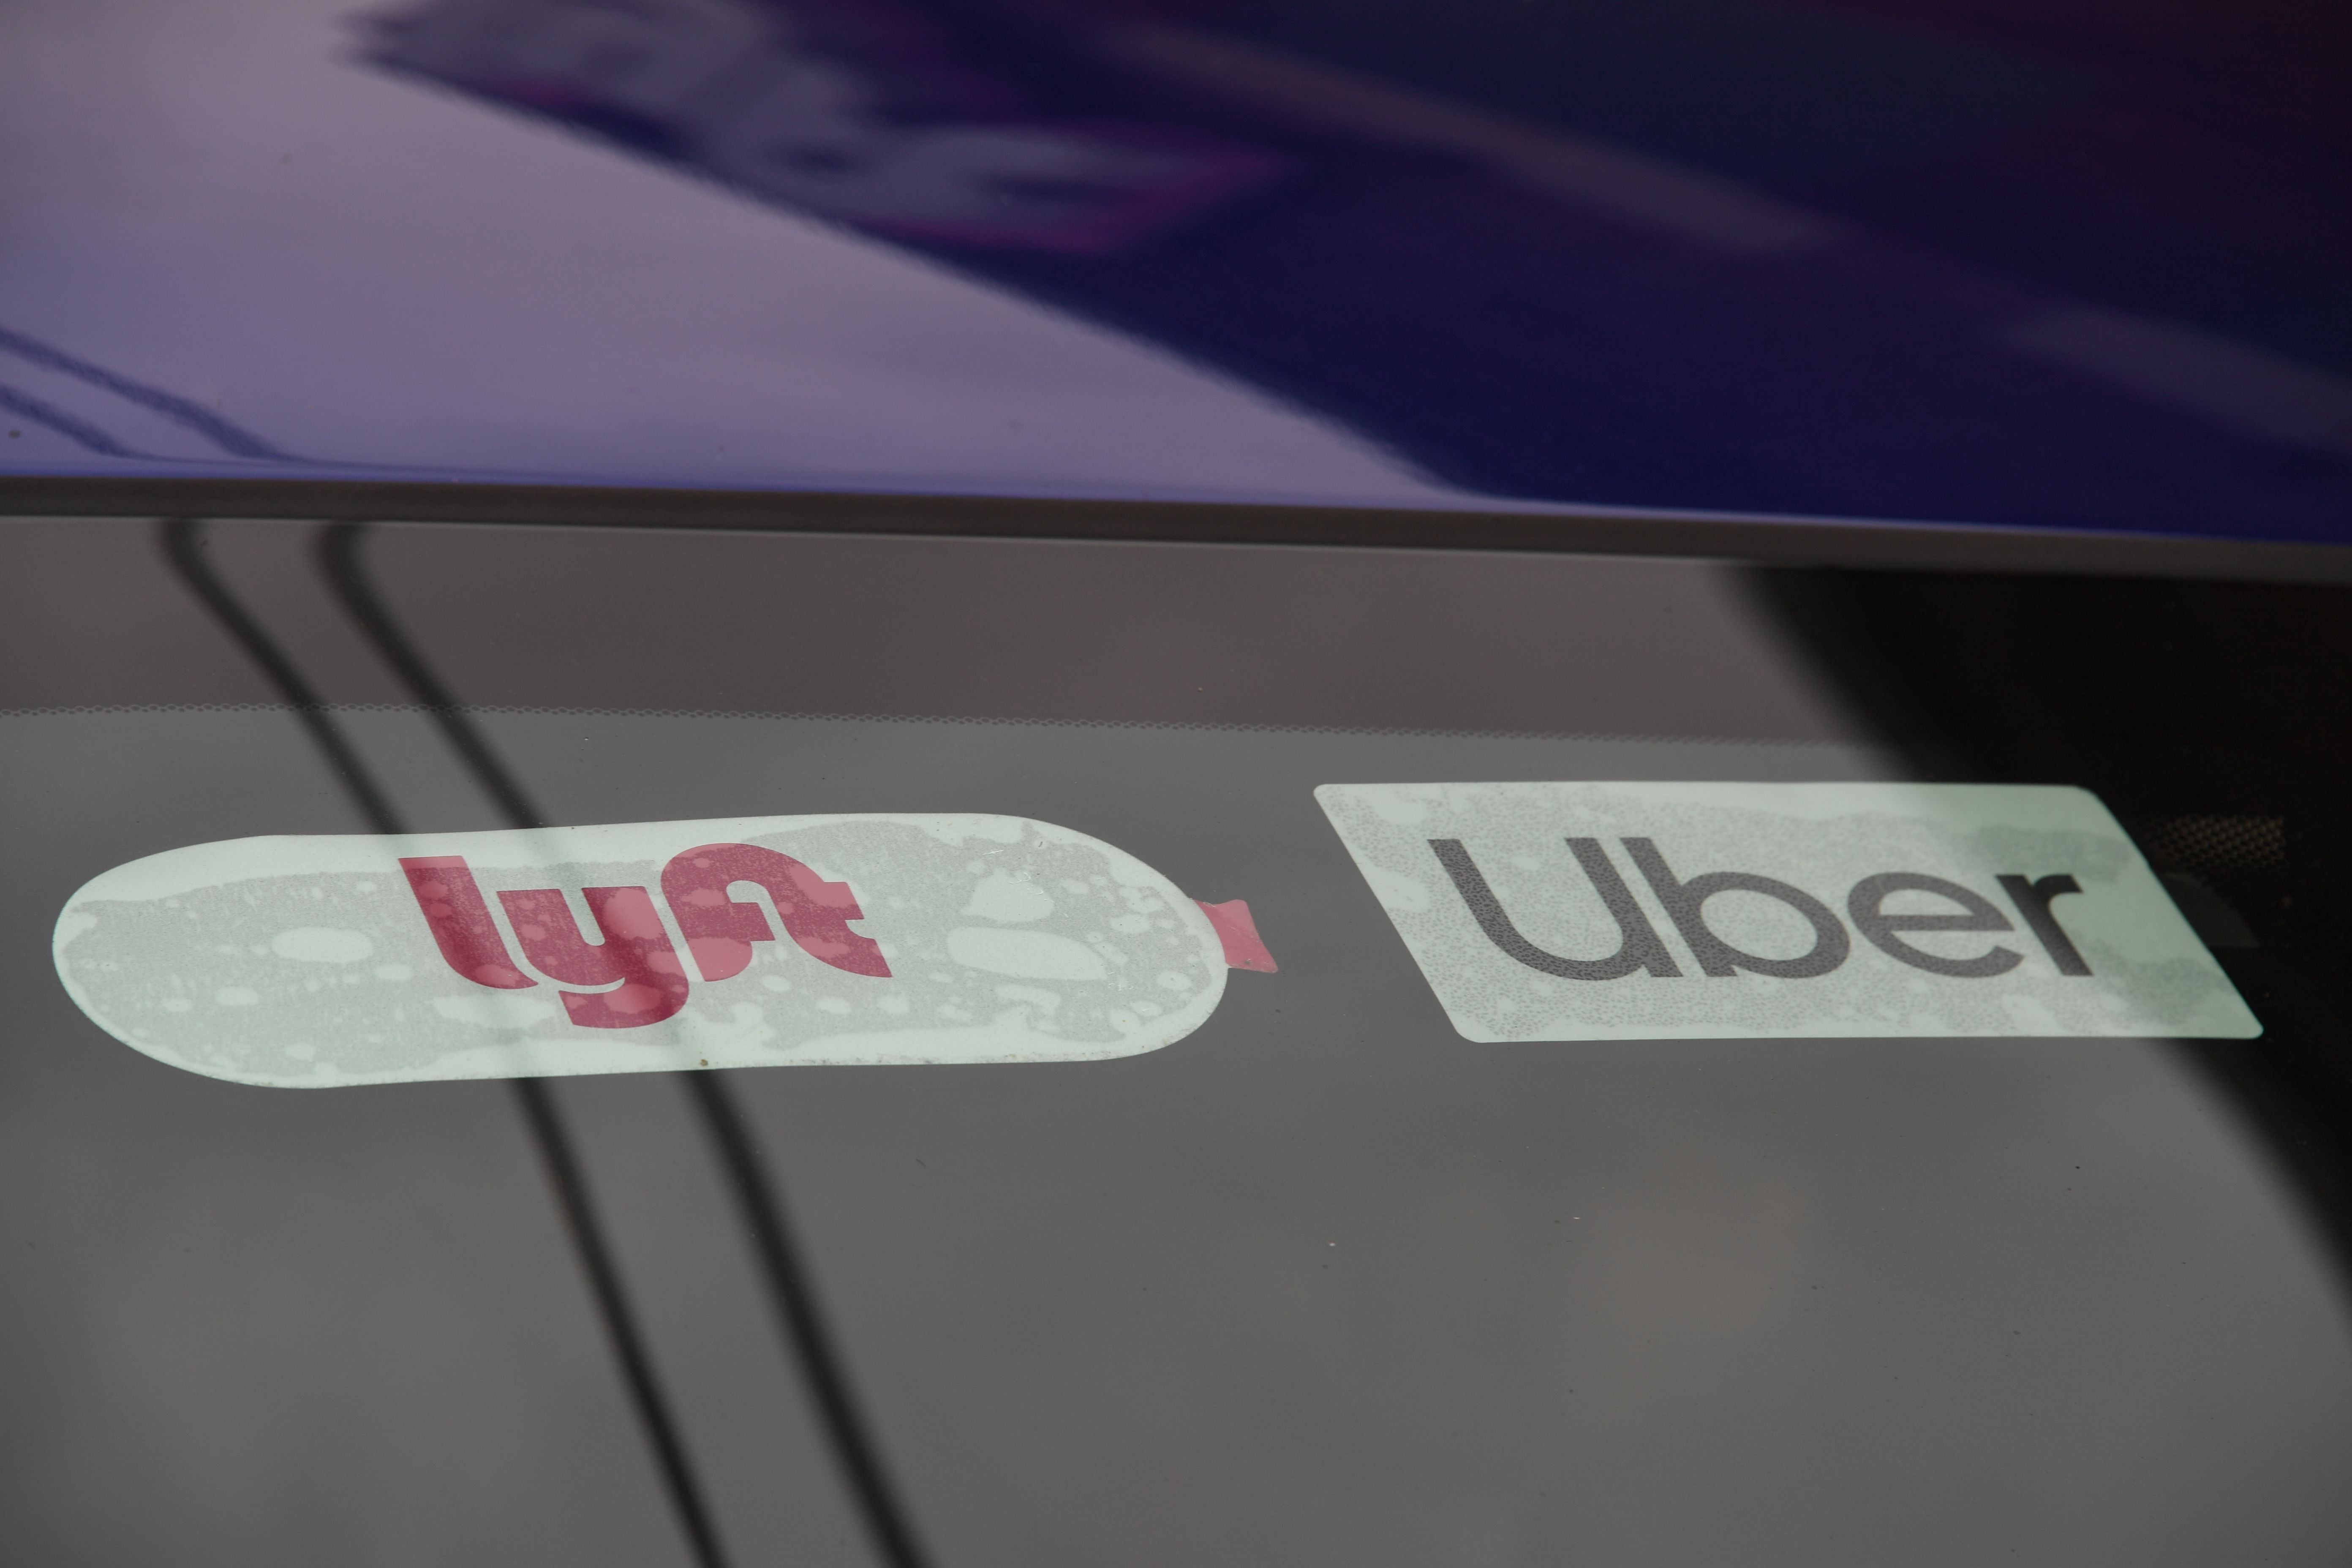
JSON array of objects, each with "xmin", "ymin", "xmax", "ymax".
[
  {"xmin": 400, "ymin": 843, "xmax": 889, "ymax": 1031},
  {"xmin": 403, "ymin": 845, "xmax": 1277, "ymax": 1032}
]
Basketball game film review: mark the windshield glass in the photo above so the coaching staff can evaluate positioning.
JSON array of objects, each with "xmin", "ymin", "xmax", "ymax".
[{"xmin": 7, "ymin": 514, "xmax": 2349, "ymax": 1566}]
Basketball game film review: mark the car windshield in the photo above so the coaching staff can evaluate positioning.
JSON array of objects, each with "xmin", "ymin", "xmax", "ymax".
[{"xmin": 5, "ymin": 514, "xmax": 2350, "ymax": 1566}]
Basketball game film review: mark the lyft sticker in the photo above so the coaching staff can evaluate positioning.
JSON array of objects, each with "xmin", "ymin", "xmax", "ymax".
[
  {"xmin": 55, "ymin": 814, "xmax": 1270, "ymax": 1087},
  {"xmin": 1316, "ymin": 782, "xmax": 2258, "ymax": 1040}
]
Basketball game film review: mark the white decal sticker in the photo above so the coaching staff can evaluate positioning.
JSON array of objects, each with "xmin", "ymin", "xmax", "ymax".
[
  {"xmin": 1315, "ymin": 782, "xmax": 2259, "ymax": 1040},
  {"xmin": 55, "ymin": 814, "xmax": 1271, "ymax": 1086}
]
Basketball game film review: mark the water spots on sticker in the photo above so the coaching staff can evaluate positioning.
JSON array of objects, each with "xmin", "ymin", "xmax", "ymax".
[
  {"xmin": 686, "ymin": 1002, "xmax": 777, "ymax": 1054},
  {"xmin": 431, "ymin": 993, "xmax": 561, "ymax": 1029},
  {"xmin": 60, "ymin": 811, "xmax": 1243, "ymax": 1082},
  {"xmin": 274, "ymin": 926, "xmax": 371, "ymax": 964},
  {"xmin": 995, "ymin": 983, "xmax": 1062, "ymax": 1016},
  {"xmin": 947, "ymin": 926, "xmax": 1107, "ymax": 981},
  {"xmin": 964, "ymin": 874, "xmax": 1055, "ymax": 924}
]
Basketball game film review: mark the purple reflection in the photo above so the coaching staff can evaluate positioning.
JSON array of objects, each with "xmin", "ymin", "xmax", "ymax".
[
  {"xmin": 368, "ymin": 0, "xmax": 1280, "ymax": 252},
  {"xmin": 3, "ymin": 0, "xmax": 2350, "ymax": 542}
]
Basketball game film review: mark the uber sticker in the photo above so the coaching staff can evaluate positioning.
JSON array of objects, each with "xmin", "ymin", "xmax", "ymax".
[
  {"xmin": 1315, "ymin": 782, "xmax": 2258, "ymax": 1040},
  {"xmin": 55, "ymin": 814, "xmax": 1272, "ymax": 1087}
]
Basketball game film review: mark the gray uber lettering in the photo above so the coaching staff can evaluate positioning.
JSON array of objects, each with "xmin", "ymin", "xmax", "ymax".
[{"xmin": 1431, "ymin": 838, "xmax": 2092, "ymax": 981}]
